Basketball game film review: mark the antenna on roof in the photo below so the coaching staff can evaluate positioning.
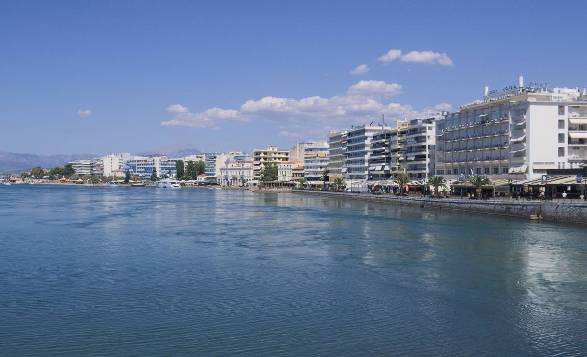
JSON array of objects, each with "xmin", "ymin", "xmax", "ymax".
[
  {"xmin": 382, "ymin": 114, "xmax": 386, "ymax": 126},
  {"xmin": 370, "ymin": 121, "xmax": 374, "ymax": 126}
]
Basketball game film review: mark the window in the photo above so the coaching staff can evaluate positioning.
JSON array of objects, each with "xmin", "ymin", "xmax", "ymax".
[
  {"xmin": 558, "ymin": 120, "xmax": 565, "ymax": 129},
  {"xmin": 502, "ymin": 168, "xmax": 508, "ymax": 174},
  {"xmin": 558, "ymin": 105, "xmax": 565, "ymax": 115},
  {"xmin": 558, "ymin": 133, "xmax": 566, "ymax": 143},
  {"xmin": 476, "ymin": 168, "xmax": 481, "ymax": 175},
  {"xmin": 484, "ymin": 167, "xmax": 490, "ymax": 175},
  {"xmin": 453, "ymin": 169, "xmax": 458, "ymax": 175},
  {"xmin": 493, "ymin": 167, "xmax": 499, "ymax": 174},
  {"xmin": 558, "ymin": 147, "xmax": 565, "ymax": 157}
]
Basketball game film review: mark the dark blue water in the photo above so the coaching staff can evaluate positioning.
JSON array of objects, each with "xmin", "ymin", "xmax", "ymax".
[{"xmin": 0, "ymin": 185, "xmax": 586, "ymax": 356}]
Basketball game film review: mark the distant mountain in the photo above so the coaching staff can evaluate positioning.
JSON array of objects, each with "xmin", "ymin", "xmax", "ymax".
[
  {"xmin": 0, "ymin": 152, "xmax": 95, "ymax": 174},
  {"xmin": 139, "ymin": 145, "xmax": 201, "ymax": 158}
]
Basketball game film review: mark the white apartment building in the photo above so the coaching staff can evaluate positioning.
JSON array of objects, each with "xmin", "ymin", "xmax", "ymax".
[
  {"xmin": 206, "ymin": 152, "xmax": 248, "ymax": 184},
  {"xmin": 102, "ymin": 153, "xmax": 132, "ymax": 177},
  {"xmin": 253, "ymin": 146, "xmax": 289, "ymax": 180},
  {"xmin": 68, "ymin": 159, "xmax": 103, "ymax": 176},
  {"xmin": 327, "ymin": 130, "xmax": 347, "ymax": 182},
  {"xmin": 219, "ymin": 158, "xmax": 254, "ymax": 187},
  {"xmin": 303, "ymin": 142, "xmax": 329, "ymax": 183},
  {"xmin": 344, "ymin": 125, "xmax": 391, "ymax": 182},
  {"xmin": 435, "ymin": 77, "xmax": 587, "ymax": 180},
  {"xmin": 368, "ymin": 129, "xmax": 392, "ymax": 180},
  {"xmin": 277, "ymin": 162, "xmax": 294, "ymax": 182},
  {"xmin": 404, "ymin": 117, "xmax": 438, "ymax": 180}
]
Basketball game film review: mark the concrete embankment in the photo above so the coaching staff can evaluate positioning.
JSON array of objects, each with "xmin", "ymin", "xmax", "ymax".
[{"xmin": 292, "ymin": 190, "xmax": 587, "ymax": 225}]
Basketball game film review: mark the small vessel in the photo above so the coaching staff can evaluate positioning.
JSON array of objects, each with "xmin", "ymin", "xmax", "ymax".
[
  {"xmin": 131, "ymin": 182, "xmax": 146, "ymax": 187},
  {"xmin": 156, "ymin": 178, "xmax": 181, "ymax": 189},
  {"xmin": 1, "ymin": 182, "xmax": 11, "ymax": 186}
]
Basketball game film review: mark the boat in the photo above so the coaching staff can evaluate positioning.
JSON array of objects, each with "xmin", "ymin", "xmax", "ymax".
[
  {"xmin": 156, "ymin": 178, "xmax": 181, "ymax": 189},
  {"xmin": 131, "ymin": 182, "xmax": 146, "ymax": 187},
  {"xmin": 1, "ymin": 182, "xmax": 11, "ymax": 186}
]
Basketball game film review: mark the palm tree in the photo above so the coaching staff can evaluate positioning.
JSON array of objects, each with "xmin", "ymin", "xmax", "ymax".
[
  {"xmin": 468, "ymin": 175, "xmax": 491, "ymax": 199},
  {"xmin": 320, "ymin": 169, "xmax": 330, "ymax": 190},
  {"xmin": 394, "ymin": 173, "xmax": 410, "ymax": 195},
  {"xmin": 427, "ymin": 176, "xmax": 447, "ymax": 197},
  {"xmin": 333, "ymin": 177, "xmax": 345, "ymax": 191}
]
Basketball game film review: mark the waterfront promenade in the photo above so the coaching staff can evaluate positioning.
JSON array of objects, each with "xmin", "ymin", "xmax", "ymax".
[{"xmin": 293, "ymin": 189, "xmax": 587, "ymax": 225}]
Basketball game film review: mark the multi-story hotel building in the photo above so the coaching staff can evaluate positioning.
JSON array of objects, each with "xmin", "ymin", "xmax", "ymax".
[
  {"xmin": 327, "ymin": 130, "xmax": 347, "ymax": 182},
  {"xmin": 253, "ymin": 146, "xmax": 289, "ymax": 180},
  {"xmin": 303, "ymin": 142, "xmax": 329, "ymax": 184},
  {"xmin": 435, "ymin": 77, "xmax": 587, "ymax": 180},
  {"xmin": 344, "ymin": 125, "xmax": 391, "ymax": 182}
]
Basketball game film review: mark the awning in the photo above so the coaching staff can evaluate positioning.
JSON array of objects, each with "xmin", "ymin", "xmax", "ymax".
[
  {"xmin": 509, "ymin": 165, "xmax": 527, "ymax": 174},
  {"xmin": 511, "ymin": 135, "xmax": 526, "ymax": 143},
  {"xmin": 569, "ymin": 118, "xmax": 587, "ymax": 125},
  {"xmin": 569, "ymin": 132, "xmax": 587, "ymax": 139}
]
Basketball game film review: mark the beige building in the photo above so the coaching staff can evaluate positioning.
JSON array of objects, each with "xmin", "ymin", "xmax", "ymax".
[{"xmin": 253, "ymin": 146, "xmax": 289, "ymax": 180}]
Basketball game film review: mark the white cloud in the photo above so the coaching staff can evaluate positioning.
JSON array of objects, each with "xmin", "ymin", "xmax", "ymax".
[
  {"xmin": 347, "ymin": 80, "xmax": 401, "ymax": 97},
  {"xmin": 378, "ymin": 49, "xmax": 403, "ymax": 63},
  {"xmin": 166, "ymin": 104, "xmax": 189, "ymax": 113},
  {"xmin": 378, "ymin": 48, "xmax": 453, "ymax": 66},
  {"xmin": 161, "ymin": 80, "xmax": 448, "ymax": 136},
  {"xmin": 350, "ymin": 64, "xmax": 370, "ymax": 75},
  {"xmin": 401, "ymin": 51, "xmax": 453, "ymax": 66},
  {"xmin": 161, "ymin": 105, "xmax": 242, "ymax": 128},
  {"xmin": 77, "ymin": 109, "xmax": 92, "ymax": 118}
]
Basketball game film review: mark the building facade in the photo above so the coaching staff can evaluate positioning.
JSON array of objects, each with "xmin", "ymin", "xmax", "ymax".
[
  {"xmin": 344, "ymin": 125, "xmax": 391, "ymax": 182},
  {"xmin": 327, "ymin": 130, "xmax": 347, "ymax": 182},
  {"xmin": 219, "ymin": 158, "xmax": 254, "ymax": 187},
  {"xmin": 253, "ymin": 146, "xmax": 289, "ymax": 180},
  {"xmin": 303, "ymin": 142, "xmax": 329, "ymax": 184},
  {"xmin": 435, "ymin": 77, "xmax": 587, "ymax": 180},
  {"xmin": 68, "ymin": 159, "xmax": 103, "ymax": 176},
  {"xmin": 404, "ymin": 117, "xmax": 437, "ymax": 180},
  {"xmin": 102, "ymin": 153, "xmax": 132, "ymax": 177},
  {"xmin": 124, "ymin": 156, "xmax": 177, "ymax": 179}
]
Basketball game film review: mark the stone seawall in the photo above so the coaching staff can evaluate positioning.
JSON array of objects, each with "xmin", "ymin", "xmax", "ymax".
[{"xmin": 292, "ymin": 190, "xmax": 587, "ymax": 225}]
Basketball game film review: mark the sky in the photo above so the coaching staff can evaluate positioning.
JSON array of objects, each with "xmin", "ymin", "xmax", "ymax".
[{"xmin": 1, "ymin": 0, "xmax": 586, "ymax": 155}]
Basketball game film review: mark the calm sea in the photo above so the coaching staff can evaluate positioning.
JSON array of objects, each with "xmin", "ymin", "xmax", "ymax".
[{"xmin": 0, "ymin": 185, "xmax": 586, "ymax": 356}]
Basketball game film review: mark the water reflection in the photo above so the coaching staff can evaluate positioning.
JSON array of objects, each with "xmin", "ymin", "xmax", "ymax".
[{"xmin": 0, "ymin": 186, "xmax": 586, "ymax": 356}]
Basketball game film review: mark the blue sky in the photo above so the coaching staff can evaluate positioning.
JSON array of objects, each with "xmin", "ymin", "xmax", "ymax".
[{"xmin": 1, "ymin": 0, "xmax": 586, "ymax": 155}]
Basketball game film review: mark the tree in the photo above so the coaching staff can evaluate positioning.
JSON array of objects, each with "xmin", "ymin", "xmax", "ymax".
[
  {"xmin": 151, "ymin": 167, "xmax": 158, "ymax": 181},
  {"xmin": 31, "ymin": 167, "xmax": 45, "ymax": 179},
  {"xmin": 48, "ymin": 166, "xmax": 65, "ymax": 179},
  {"xmin": 175, "ymin": 160, "xmax": 185, "ymax": 180},
  {"xmin": 333, "ymin": 177, "xmax": 345, "ymax": 191},
  {"xmin": 394, "ymin": 173, "xmax": 410, "ymax": 195},
  {"xmin": 298, "ymin": 177, "xmax": 307, "ymax": 188},
  {"xmin": 195, "ymin": 160, "xmax": 206, "ymax": 176},
  {"xmin": 185, "ymin": 161, "xmax": 197, "ymax": 180},
  {"xmin": 260, "ymin": 162, "xmax": 278, "ymax": 182},
  {"xmin": 63, "ymin": 163, "xmax": 75, "ymax": 177},
  {"xmin": 469, "ymin": 176, "xmax": 491, "ymax": 199},
  {"xmin": 427, "ymin": 176, "xmax": 447, "ymax": 197},
  {"xmin": 124, "ymin": 170, "xmax": 131, "ymax": 184}
]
